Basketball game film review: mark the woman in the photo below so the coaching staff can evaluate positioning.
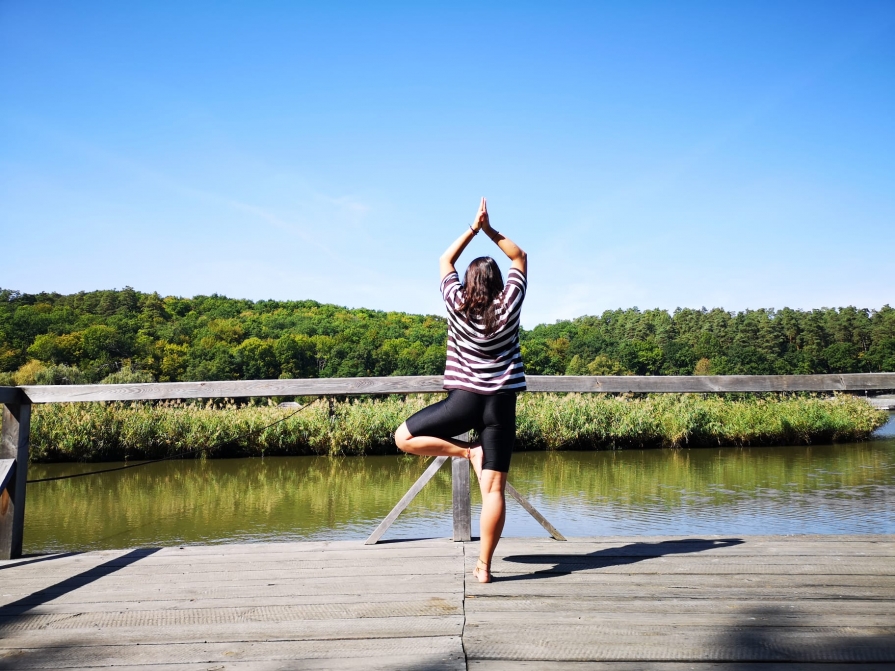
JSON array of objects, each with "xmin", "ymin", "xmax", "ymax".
[{"xmin": 395, "ymin": 197, "xmax": 527, "ymax": 584}]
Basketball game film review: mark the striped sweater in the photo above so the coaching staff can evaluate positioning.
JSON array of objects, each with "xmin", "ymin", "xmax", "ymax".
[{"xmin": 440, "ymin": 268, "xmax": 527, "ymax": 394}]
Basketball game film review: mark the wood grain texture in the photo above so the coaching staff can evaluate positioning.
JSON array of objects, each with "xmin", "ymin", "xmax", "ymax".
[
  {"xmin": 525, "ymin": 372, "xmax": 895, "ymax": 393},
  {"xmin": 463, "ymin": 535, "xmax": 895, "ymax": 664},
  {"xmin": 20, "ymin": 376, "xmax": 446, "ymax": 403},
  {"xmin": 0, "ymin": 459, "xmax": 14, "ymax": 496},
  {"xmin": 0, "ymin": 637, "xmax": 467, "ymax": 670},
  {"xmin": 1, "ymin": 536, "xmax": 894, "ymax": 669},
  {"xmin": 452, "ymin": 456, "xmax": 471, "ymax": 542},
  {"xmin": 17, "ymin": 372, "xmax": 895, "ymax": 403},
  {"xmin": 451, "ymin": 430, "xmax": 472, "ymax": 542},
  {"xmin": 0, "ymin": 402, "xmax": 29, "ymax": 560}
]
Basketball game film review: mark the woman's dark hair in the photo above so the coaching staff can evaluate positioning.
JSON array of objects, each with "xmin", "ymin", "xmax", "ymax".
[{"xmin": 459, "ymin": 257, "xmax": 505, "ymax": 336}]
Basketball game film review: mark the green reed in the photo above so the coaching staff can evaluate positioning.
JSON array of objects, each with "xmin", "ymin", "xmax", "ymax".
[{"xmin": 25, "ymin": 393, "xmax": 887, "ymax": 463}]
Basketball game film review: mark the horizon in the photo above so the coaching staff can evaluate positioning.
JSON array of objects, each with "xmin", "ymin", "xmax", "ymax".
[{"xmin": 2, "ymin": 2, "xmax": 893, "ymax": 329}]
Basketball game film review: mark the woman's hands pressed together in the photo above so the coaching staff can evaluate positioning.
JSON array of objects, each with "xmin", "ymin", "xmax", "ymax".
[
  {"xmin": 441, "ymin": 196, "xmax": 526, "ymax": 279},
  {"xmin": 472, "ymin": 197, "xmax": 491, "ymax": 234}
]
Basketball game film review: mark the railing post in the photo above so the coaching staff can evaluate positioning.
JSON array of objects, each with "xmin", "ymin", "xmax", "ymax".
[
  {"xmin": 451, "ymin": 432, "xmax": 471, "ymax": 541},
  {"xmin": 1, "ymin": 395, "xmax": 31, "ymax": 560}
]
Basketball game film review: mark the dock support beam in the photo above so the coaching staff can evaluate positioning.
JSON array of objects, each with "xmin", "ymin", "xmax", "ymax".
[
  {"xmin": 365, "ymin": 456, "xmax": 448, "ymax": 545},
  {"xmin": 451, "ymin": 434, "xmax": 472, "ymax": 541},
  {"xmin": 367, "ymin": 430, "xmax": 564, "ymax": 544},
  {"xmin": 1, "ymin": 395, "xmax": 31, "ymax": 560}
]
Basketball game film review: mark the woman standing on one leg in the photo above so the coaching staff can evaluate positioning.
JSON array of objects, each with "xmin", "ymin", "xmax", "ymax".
[{"xmin": 395, "ymin": 197, "xmax": 527, "ymax": 584}]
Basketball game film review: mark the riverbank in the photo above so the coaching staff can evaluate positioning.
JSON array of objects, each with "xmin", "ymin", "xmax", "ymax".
[{"xmin": 27, "ymin": 393, "xmax": 888, "ymax": 462}]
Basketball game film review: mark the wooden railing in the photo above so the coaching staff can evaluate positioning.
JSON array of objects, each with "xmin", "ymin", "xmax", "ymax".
[{"xmin": 2, "ymin": 372, "xmax": 894, "ymax": 559}]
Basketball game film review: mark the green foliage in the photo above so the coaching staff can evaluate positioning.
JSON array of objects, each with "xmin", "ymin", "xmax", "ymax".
[
  {"xmin": 100, "ymin": 366, "xmax": 155, "ymax": 384},
  {"xmin": 33, "ymin": 364, "xmax": 89, "ymax": 385},
  {"xmin": 522, "ymin": 305, "xmax": 895, "ymax": 376},
  {"xmin": 27, "ymin": 393, "xmax": 888, "ymax": 463},
  {"xmin": 2, "ymin": 287, "xmax": 894, "ymax": 383},
  {"xmin": 0, "ymin": 287, "xmax": 448, "ymax": 383}
]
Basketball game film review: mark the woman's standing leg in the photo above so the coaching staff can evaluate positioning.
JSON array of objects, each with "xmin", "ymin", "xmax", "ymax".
[
  {"xmin": 473, "ymin": 392, "xmax": 516, "ymax": 583},
  {"xmin": 476, "ymin": 469, "xmax": 507, "ymax": 581}
]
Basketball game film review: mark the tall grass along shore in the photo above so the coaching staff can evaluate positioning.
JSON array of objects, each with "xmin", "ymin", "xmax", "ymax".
[{"xmin": 25, "ymin": 393, "xmax": 888, "ymax": 463}]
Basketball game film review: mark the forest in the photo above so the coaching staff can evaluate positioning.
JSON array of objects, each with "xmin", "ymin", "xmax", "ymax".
[{"xmin": 1, "ymin": 286, "xmax": 894, "ymax": 386}]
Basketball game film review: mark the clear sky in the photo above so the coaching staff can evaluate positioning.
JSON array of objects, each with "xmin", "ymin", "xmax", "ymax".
[{"xmin": 2, "ymin": 1, "xmax": 893, "ymax": 327}]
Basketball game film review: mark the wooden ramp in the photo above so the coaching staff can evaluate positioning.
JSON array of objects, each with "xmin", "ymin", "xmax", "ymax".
[{"xmin": 1, "ymin": 536, "xmax": 893, "ymax": 670}]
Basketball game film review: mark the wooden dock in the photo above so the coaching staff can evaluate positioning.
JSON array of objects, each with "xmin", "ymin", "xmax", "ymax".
[{"xmin": 1, "ymin": 535, "xmax": 893, "ymax": 669}]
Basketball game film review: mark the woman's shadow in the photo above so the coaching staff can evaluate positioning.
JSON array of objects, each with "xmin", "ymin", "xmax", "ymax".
[{"xmin": 498, "ymin": 538, "xmax": 744, "ymax": 582}]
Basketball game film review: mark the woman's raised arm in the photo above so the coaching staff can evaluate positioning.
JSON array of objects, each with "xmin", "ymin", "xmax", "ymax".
[
  {"xmin": 439, "ymin": 197, "xmax": 488, "ymax": 280},
  {"xmin": 480, "ymin": 199, "xmax": 527, "ymax": 275}
]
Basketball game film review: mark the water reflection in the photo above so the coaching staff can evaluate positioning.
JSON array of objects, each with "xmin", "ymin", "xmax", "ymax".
[{"xmin": 25, "ymin": 436, "xmax": 895, "ymax": 554}]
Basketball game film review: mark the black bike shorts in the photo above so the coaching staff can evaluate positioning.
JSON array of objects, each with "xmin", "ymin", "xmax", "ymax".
[{"xmin": 404, "ymin": 389, "xmax": 517, "ymax": 473}]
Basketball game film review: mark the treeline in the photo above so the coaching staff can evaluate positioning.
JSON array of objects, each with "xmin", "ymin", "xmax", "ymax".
[
  {"xmin": 1, "ymin": 287, "xmax": 894, "ymax": 385},
  {"xmin": 521, "ymin": 306, "xmax": 895, "ymax": 377}
]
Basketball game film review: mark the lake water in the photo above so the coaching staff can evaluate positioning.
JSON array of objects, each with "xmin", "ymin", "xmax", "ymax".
[{"xmin": 23, "ymin": 413, "xmax": 895, "ymax": 555}]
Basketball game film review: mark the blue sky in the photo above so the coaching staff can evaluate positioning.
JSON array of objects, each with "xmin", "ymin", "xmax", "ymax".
[{"xmin": 2, "ymin": 1, "xmax": 893, "ymax": 327}]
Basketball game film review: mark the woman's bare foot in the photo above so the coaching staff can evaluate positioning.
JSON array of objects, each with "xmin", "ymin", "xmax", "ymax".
[
  {"xmin": 473, "ymin": 558, "xmax": 492, "ymax": 583},
  {"xmin": 468, "ymin": 444, "xmax": 484, "ymax": 479}
]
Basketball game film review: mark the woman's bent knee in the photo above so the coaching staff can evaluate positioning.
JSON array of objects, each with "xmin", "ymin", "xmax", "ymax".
[{"xmin": 395, "ymin": 422, "xmax": 413, "ymax": 453}]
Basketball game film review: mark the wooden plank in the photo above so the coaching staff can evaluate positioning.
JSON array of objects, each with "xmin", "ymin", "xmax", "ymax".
[
  {"xmin": 48, "ymin": 659, "xmax": 464, "ymax": 671},
  {"xmin": 0, "ymin": 593, "xmax": 464, "ymax": 616},
  {"xmin": 464, "ymin": 597, "xmax": 895, "ymax": 616},
  {"xmin": 494, "ymin": 534, "xmax": 895, "ymax": 543},
  {"xmin": 505, "ymin": 482, "xmax": 566, "ymax": 541},
  {"xmin": 2, "ymin": 560, "xmax": 463, "ymax": 589},
  {"xmin": 473, "ymin": 558, "xmax": 895, "ymax": 576},
  {"xmin": 464, "ymin": 610, "xmax": 895, "ymax": 627},
  {"xmin": 0, "ymin": 615, "xmax": 465, "ymax": 646},
  {"xmin": 1, "ymin": 568, "xmax": 466, "ymax": 592},
  {"xmin": 486, "ymin": 538, "xmax": 895, "ymax": 556},
  {"xmin": 1, "ymin": 557, "xmax": 465, "ymax": 580},
  {"xmin": 0, "ymin": 402, "xmax": 29, "ymax": 560},
  {"xmin": 470, "ymin": 663, "xmax": 895, "ymax": 671},
  {"xmin": 0, "ymin": 636, "xmax": 467, "ymax": 669},
  {"xmin": 0, "ymin": 548, "xmax": 459, "ymax": 570},
  {"xmin": 0, "ymin": 388, "xmax": 20, "ymax": 405},
  {"xmin": 0, "ymin": 460, "xmax": 13, "ymax": 495},
  {"xmin": 366, "ymin": 456, "xmax": 448, "ymax": 545},
  {"xmin": 0, "ymin": 603, "xmax": 464, "ymax": 631},
  {"xmin": 0, "ymin": 574, "xmax": 465, "ymax": 607},
  {"xmin": 20, "ymin": 376, "xmax": 446, "ymax": 403},
  {"xmin": 463, "ymin": 573, "xmax": 895, "ymax": 588},
  {"xmin": 145, "ymin": 538, "xmax": 458, "ymax": 557},
  {"xmin": 526, "ymin": 372, "xmax": 895, "ymax": 393},
  {"xmin": 17, "ymin": 372, "xmax": 895, "ymax": 403},
  {"xmin": 52, "ymin": 659, "xmax": 464, "ymax": 671},
  {"xmin": 0, "ymin": 549, "xmax": 463, "ymax": 576},
  {"xmin": 463, "ymin": 626, "xmax": 895, "ymax": 662},
  {"xmin": 464, "ymin": 584, "xmax": 895, "ymax": 600},
  {"xmin": 452, "ymin": 432, "xmax": 471, "ymax": 542}
]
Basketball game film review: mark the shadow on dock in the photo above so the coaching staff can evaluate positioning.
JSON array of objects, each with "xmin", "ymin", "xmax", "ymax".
[
  {"xmin": 498, "ymin": 537, "xmax": 744, "ymax": 581},
  {"xmin": 720, "ymin": 603, "xmax": 895, "ymax": 663},
  {"xmin": 0, "ymin": 552, "xmax": 78, "ymax": 572},
  {"xmin": 0, "ymin": 547, "xmax": 160, "ymax": 619}
]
